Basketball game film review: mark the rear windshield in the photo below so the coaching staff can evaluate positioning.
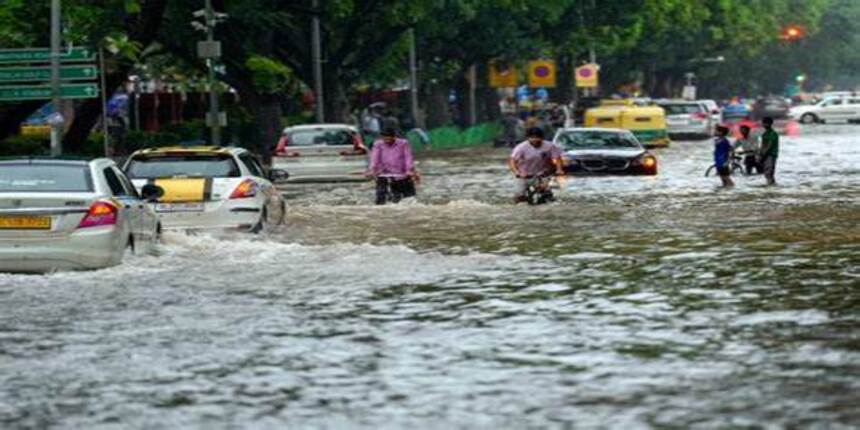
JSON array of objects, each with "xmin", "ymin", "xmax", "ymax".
[
  {"xmin": 288, "ymin": 129, "xmax": 354, "ymax": 146},
  {"xmin": 126, "ymin": 155, "xmax": 240, "ymax": 179},
  {"xmin": 558, "ymin": 131, "xmax": 641, "ymax": 149},
  {"xmin": 0, "ymin": 163, "xmax": 92, "ymax": 192},
  {"xmin": 660, "ymin": 104, "xmax": 703, "ymax": 115}
]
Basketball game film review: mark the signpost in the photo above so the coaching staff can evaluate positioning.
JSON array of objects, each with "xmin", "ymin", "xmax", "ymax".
[
  {"xmin": 0, "ymin": 84, "xmax": 99, "ymax": 101},
  {"xmin": 0, "ymin": 47, "xmax": 95, "ymax": 64},
  {"xmin": 0, "ymin": 65, "xmax": 98, "ymax": 82}
]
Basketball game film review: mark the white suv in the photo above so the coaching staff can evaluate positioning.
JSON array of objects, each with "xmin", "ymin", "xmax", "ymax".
[{"xmin": 790, "ymin": 97, "xmax": 860, "ymax": 124}]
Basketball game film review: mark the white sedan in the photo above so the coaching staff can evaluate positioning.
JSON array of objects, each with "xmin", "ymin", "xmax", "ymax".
[
  {"xmin": 0, "ymin": 158, "xmax": 161, "ymax": 273},
  {"xmin": 272, "ymin": 124, "xmax": 369, "ymax": 182},
  {"xmin": 124, "ymin": 146, "xmax": 288, "ymax": 233}
]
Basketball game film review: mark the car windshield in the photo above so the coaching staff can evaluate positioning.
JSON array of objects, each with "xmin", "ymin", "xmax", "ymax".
[
  {"xmin": 558, "ymin": 131, "xmax": 641, "ymax": 150},
  {"xmin": 126, "ymin": 155, "xmax": 240, "ymax": 179},
  {"xmin": 0, "ymin": 163, "xmax": 92, "ymax": 192},
  {"xmin": 288, "ymin": 129, "xmax": 353, "ymax": 146},
  {"xmin": 660, "ymin": 104, "xmax": 702, "ymax": 115}
]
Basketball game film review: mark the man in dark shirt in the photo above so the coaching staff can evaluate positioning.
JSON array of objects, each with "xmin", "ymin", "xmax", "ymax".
[{"xmin": 759, "ymin": 117, "xmax": 779, "ymax": 186}]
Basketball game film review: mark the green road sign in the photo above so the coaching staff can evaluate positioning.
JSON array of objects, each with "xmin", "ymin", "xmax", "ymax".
[
  {"xmin": 0, "ymin": 84, "xmax": 99, "ymax": 101},
  {"xmin": 0, "ymin": 47, "xmax": 95, "ymax": 64},
  {"xmin": 0, "ymin": 65, "xmax": 97, "ymax": 83}
]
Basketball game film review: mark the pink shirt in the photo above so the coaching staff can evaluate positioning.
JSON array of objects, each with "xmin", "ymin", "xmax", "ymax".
[
  {"xmin": 368, "ymin": 138, "xmax": 414, "ymax": 179},
  {"xmin": 511, "ymin": 140, "xmax": 563, "ymax": 177}
]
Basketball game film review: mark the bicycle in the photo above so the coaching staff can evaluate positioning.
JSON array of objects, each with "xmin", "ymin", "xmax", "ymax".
[{"xmin": 704, "ymin": 153, "xmax": 749, "ymax": 177}]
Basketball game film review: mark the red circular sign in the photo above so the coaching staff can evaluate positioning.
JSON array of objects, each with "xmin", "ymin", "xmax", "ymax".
[
  {"xmin": 535, "ymin": 66, "xmax": 550, "ymax": 78},
  {"xmin": 579, "ymin": 67, "xmax": 593, "ymax": 78}
]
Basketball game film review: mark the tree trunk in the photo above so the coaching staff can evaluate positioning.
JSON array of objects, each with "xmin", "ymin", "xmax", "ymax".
[
  {"xmin": 555, "ymin": 54, "xmax": 574, "ymax": 103},
  {"xmin": 475, "ymin": 61, "xmax": 499, "ymax": 123},
  {"xmin": 247, "ymin": 93, "xmax": 282, "ymax": 167},
  {"xmin": 424, "ymin": 81, "xmax": 452, "ymax": 129},
  {"xmin": 0, "ymin": 101, "xmax": 44, "ymax": 143},
  {"xmin": 322, "ymin": 76, "xmax": 351, "ymax": 123}
]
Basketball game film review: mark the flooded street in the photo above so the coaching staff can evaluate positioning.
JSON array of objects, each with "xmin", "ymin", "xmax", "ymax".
[{"xmin": 1, "ymin": 125, "xmax": 858, "ymax": 428}]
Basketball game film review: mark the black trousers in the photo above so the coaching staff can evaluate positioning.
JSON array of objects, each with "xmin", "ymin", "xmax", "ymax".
[
  {"xmin": 743, "ymin": 155, "xmax": 761, "ymax": 175},
  {"xmin": 376, "ymin": 177, "xmax": 416, "ymax": 205}
]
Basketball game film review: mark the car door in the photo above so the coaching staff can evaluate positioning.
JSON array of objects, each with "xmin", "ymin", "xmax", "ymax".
[
  {"xmin": 238, "ymin": 153, "xmax": 280, "ymax": 223},
  {"xmin": 102, "ymin": 166, "xmax": 139, "ymax": 241},
  {"xmin": 846, "ymin": 98, "xmax": 860, "ymax": 121},
  {"xmin": 115, "ymin": 167, "xmax": 157, "ymax": 245},
  {"xmin": 819, "ymin": 98, "xmax": 844, "ymax": 122}
]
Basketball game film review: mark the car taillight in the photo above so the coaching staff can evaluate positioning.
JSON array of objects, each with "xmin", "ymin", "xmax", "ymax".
[
  {"xmin": 229, "ymin": 179, "xmax": 258, "ymax": 199},
  {"xmin": 77, "ymin": 200, "xmax": 118, "ymax": 229},
  {"xmin": 274, "ymin": 135, "xmax": 290, "ymax": 155},
  {"xmin": 692, "ymin": 112, "xmax": 708, "ymax": 120}
]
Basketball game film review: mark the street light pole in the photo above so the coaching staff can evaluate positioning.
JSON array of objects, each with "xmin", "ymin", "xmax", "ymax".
[
  {"xmin": 205, "ymin": 0, "xmax": 221, "ymax": 146},
  {"xmin": 311, "ymin": 0, "xmax": 325, "ymax": 122},
  {"xmin": 408, "ymin": 28, "xmax": 421, "ymax": 128},
  {"xmin": 50, "ymin": 0, "xmax": 62, "ymax": 156}
]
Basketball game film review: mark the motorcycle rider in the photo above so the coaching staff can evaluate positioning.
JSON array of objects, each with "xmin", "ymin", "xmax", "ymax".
[
  {"xmin": 733, "ymin": 125, "xmax": 761, "ymax": 174},
  {"xmin": 366, "ymin": 128, "xmax": 418, "ymax": 205},
  {"xmin": 508, "ymin": 127, "xmax": 565, "ymax": 203}
]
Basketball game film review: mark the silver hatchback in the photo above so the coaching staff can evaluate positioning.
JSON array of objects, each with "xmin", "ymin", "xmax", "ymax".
[{"xmin": 272, "ymin": 124, "xmax": 369, "ymax": 182}]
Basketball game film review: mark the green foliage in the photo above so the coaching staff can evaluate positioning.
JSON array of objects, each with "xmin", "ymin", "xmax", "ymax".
[
  {"xmin": 0, "ymin": 135, "xmax": 49, "ymax": 157},
  {"xmin": 245, "ymin": 55, "xmax": 294, "ymax": 94}
]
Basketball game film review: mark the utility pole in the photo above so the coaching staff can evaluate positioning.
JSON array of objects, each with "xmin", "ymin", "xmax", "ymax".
[
  {"xmin": 408, "ymin": 28, "xmax": 421, "ymax": 128},
  {"xmin": 50, "ymin": 0, "xmax": 61, "ymax": 156},
  {"xmin": 204, "ymin": 0, "xmax": 221, "ymax": 146},
  {"xmin": 311, "ymin": 0, "xmax": 324, "ymax": 122}
]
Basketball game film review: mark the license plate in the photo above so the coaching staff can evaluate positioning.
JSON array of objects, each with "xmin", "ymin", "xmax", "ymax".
[
  {"xmin": 0, "ymin": 216, "xmax": 52, "ymax": 230},
  {"xmin": 155, "ymin": 202, "xmax": 204, "ymax": 212}
]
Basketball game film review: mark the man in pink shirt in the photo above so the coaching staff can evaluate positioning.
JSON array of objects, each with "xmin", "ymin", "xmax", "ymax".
[
  {"xmin": 508, "ymin": 127, "xmax": 565, "ymax": 203},
  {"xmin": 366, "ymin": 128, "xmax": 418, "ymax": 204}
]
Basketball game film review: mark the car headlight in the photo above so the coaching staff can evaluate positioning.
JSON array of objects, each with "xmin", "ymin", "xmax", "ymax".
[{"xmin": 634, "ymin": 154, "xmax": 657, "ymax": 168}]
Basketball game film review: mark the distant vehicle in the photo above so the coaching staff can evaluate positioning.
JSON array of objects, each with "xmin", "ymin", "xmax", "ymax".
[
  {"xmin": 699, "ymin": 99, "xmax": 722, "ymax": 124},
  {"xmin": 125, "ymin": 146, "xmax": 287, "ymax": 233},
  {"xmin": 789, "ymin": 96, "xmax": 860, "ymax": 124},
  {"xmin": 722, "ymin": 102, "xmax": 751, "ymax": 122},
  {"xmin": 584, "ymin": 100, "xmax": 670, "ymax": 148},
  {"xmin": 656, "ymin": 100, "xmax": 713, "ymax": 138},
  {"xmin": 819, "ymin": 91, "xmax": 856, "ymax": 100},
  {"xmin": 273, "ymin": 124, "xmax": 369, "ymax": 182},
  {"xmin": 0, "ymin": 158, "xmax": 161, "ymax": 273},
  {"xmin": 752, "ymin": 96, "xmax": 791, "ymax": 120},
  {"xmin": 554, "ymin": 128, "xmax": 658, "ymax": 176}
]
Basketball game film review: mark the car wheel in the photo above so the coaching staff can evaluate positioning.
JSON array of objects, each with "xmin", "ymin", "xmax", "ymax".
[{"xmin": 800, "ymin": 113, "xmax": 818, "ymax": 124}]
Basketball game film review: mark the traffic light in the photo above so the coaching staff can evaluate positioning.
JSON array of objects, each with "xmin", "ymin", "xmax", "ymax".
[{"xmin": 781, "ymin": 25, "xmax": 805, "ymax": 40}]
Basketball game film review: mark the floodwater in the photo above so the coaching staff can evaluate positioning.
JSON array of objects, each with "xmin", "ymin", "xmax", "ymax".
[{"xmin": 1, "ymin": 125, "xmax": 858, "ymax": 429}]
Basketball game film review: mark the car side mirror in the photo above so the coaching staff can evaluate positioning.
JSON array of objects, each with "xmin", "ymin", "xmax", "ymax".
[
  {"xmin": 268, "ymin": 169, "xmax": 290, "ymax": 182},
  {"xmin": 140, "ymin": 184, "xmax": 164, "ymax": 202}
]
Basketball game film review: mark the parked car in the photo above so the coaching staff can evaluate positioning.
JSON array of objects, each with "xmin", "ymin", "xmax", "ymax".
[
  {"xmin": 752, "ymin": 96, "xmax": 791, "ymax": 120},
  {"xmin": 789, "ymin": 96, "xmax": 860, "ymax": 124},
  {"xmin": 0, "ymin": 158, "xmax": 161, "ymax": 273},
  {"xmin": 554, "ymin": 128, "xmax": 658, "ymax": 176},
  {"xmin": 124, "ymin": 146, "xmax": 287, "ymax": 233},
  {"xmin": 272, "ymin": 124, "xmax": 369, "ymax": 182},
  {"xmin": 699, "ymin": 99, "xmax": 722, "ymax": 124},
  {"xmin": 655, "ymin": 100, "xmax": 713, "ymax": 138}
]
